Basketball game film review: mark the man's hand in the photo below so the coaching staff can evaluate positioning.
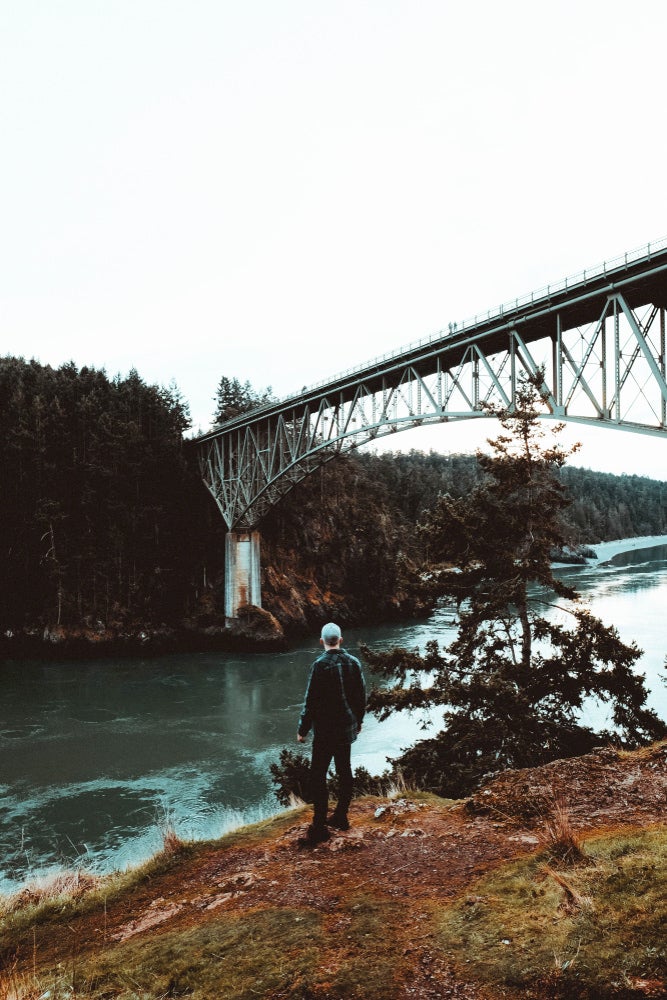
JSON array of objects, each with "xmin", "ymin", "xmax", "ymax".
[{"xmin": 297, "ymin": 733, "xmax": 305, "ymax": 743}]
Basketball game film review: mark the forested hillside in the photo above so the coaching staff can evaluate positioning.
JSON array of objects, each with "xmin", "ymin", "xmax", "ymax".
[
  {"xmin": 353, "ymin": 450, "xmax": 667, "ymax": 544},
  {"xmin": 1, "ymin": 357, "xmax": 666, "ymax": 649},
  {"xmin": 0, "ymin": 359, "xmax": 215, "ymax": 644}
]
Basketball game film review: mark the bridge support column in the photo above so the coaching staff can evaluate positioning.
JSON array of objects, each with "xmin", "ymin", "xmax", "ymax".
[{"xmin": 225, "ymin": 530, "xmax": 262, "ymax": 622}]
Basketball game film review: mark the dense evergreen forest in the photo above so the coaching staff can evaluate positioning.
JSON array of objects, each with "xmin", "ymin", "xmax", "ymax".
[
  {"xmin": 0, "ymin": 358, "xmax": 213, "ymax": 643},
  {"xmin": 1, "ymin": 357, "xmax": 666, "ymax": 649}
]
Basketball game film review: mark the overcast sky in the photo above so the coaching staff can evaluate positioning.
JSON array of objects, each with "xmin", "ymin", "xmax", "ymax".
[{"xmin": 2, "ymin": 1, "xmax": 667, "ymax": 477}]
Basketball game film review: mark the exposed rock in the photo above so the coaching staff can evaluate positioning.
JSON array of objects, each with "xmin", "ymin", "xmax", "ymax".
[
  {"xmin": 262, "ymin": 565, "xmax": 346, "ymax": 633},
  {"xmin": 0, "ymin": 611, "xmax": 286, "ymax": 660},
  {"xmin": 466, "ymin": 742, "xmax": 667, "ymax": 826},
  {"xmin": 227, "ymin": 603, "xmax": 287, "ymax": 648},
  {"xmin": 112, "ymin": 899, "xmax": 184, "ymax": 943}
]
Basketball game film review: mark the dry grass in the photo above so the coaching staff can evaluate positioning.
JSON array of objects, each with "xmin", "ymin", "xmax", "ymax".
[
  {"xmin": 0, "ymin": 955, "xmax": 72, "ymax": 1000},
  {"xmin": 0, "ymin": 808, "xmax": 301, "ymax": 953},
  {"xmin": 541, "ymin": 865, "xmax": 593, "ymax": 914},
  {"xmin": 436, "ymin": 825, "xmax": 667, "ymax": 996},
  {"xmin": 2, "ymin": 867, "xmax": 102, "ymax": 915},
  {"xmin": 158, "ymin": 821, "xmax": 185, "ymax": 857},
  {"xmin": 2, "ymin": 781, "xmax": 665, "ymax": 1000},
  {"xmin": 0, "ymin": 847, "xmax": 190, "ymax": 958},
  {"xmin": 0, "ymin": 896, "xmax": 410, "ymax": 1000},
  {"xmin": 616, "ymin": 739, "xmax": 667, "ymax": 762},
  {"xmin": 538, "ymin": 797, "xmax": 588, "ymax": 866},
  {"xmin": 385, "ymin": 767, "xmax": 411, "ymax": 799},
  {"xmin": 53, "ymin": 908, "xmax": 324, "ymax": 1000}
]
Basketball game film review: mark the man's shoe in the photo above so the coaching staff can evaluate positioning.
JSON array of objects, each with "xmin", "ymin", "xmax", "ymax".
[
  {"xmin": 298, "ymin": 824, "xmax": 330, "ymax": 848},
  {"xmin": 327, "ymin": 813, "xmax": 350, "ymax": 831}
]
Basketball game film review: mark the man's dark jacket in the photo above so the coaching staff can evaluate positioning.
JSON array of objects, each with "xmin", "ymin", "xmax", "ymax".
[{"xmin": 298, "ymin": 648, "xmax": 366, "ymax": 744}]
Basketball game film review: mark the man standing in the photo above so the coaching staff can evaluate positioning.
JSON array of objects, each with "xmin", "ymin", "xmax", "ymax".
[{"xmin": 297, "ymin": 622, "xmax": 366, "ymax": 846}]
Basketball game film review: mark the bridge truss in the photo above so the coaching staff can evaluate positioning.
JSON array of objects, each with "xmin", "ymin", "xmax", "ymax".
[{"xmin": 197, "ymin": 240, "xmax": 667, "ymax": 532}]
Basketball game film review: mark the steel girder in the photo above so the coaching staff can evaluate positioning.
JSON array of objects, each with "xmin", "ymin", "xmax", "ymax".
[{"xmin": 197, "ymin": 247, "xmax": 667, "ymax": 530}]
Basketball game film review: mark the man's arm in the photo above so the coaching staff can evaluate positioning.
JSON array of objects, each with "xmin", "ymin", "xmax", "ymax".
[
  {"xmin": 296, "ymin": 664, "xmax": 317, "ymax": 742},
  {"xmin": 346, "ymin": 655, "xmax": 366, "ymax": 731},
  {"xmin": 355, "ymin": 664, "xmax": 366, "ymax": 731}
]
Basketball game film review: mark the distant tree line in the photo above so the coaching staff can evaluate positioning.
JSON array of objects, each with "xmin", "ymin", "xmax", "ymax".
[
  {"xmin": 352, "ymin": 450, "xmax": 667, "ymax": 545},
  {"xmin": 1, "ymin": 358, "xmax": 666, "ymax": 641},
  {"xmin": 258, "ymin": 448, "xmax": 667, "ymax": 631}
]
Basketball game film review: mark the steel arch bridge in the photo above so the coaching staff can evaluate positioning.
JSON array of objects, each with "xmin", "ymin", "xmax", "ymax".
[{"xmin": 195, "ymin": 238, "xmax": 667, "ymax": 616}]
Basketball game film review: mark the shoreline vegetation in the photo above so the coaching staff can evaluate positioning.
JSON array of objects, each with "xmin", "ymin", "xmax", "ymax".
[
  {"xmin": 0, "ymin": 602, "xmax": 289, "ymax": 661},
  {"xmin": 1, "ymin": 533, "xmax": 665, "ymax": 662},
  {"xmin": 2, "ymin": 741, "xmax": 666, "ymax": 999}
]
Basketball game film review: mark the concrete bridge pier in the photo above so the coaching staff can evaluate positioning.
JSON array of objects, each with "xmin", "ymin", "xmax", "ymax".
[{"xmin": 225, "ymin": 530, "xmax": 262, "ymax": 622}]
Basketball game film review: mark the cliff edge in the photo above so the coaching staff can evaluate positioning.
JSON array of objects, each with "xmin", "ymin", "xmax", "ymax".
[{"xmin": 2, "ymin": 742, "xmax": 666, "ymax": 999}]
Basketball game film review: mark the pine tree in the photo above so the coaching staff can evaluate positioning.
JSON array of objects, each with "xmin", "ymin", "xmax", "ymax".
[
  {"xmin": 363, "ymin": 374, "xmax": 666, "ymax": 798},
  {"xmin": 212, "ymin": 376, "xmax": 273, "ymax": 424}
]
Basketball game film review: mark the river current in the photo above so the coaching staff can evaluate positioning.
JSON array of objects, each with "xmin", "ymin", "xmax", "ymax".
[{"xmin": 1, "ymin": 536, "xmax": 666, "ymax": 895}]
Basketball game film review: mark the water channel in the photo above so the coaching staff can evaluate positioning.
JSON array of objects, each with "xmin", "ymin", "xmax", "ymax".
[{"xmin": 1, "ymin": 536, "xmax": 666, "ymax": 895}]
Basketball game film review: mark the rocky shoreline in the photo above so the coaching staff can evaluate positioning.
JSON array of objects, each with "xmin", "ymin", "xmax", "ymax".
[
  {"xmin": 4, "ymin": 534, "xmax": 665, "ymax": 663},
  {"xmin": 0, "ymin": 604, "xmax": 289, "ymax": 660}
]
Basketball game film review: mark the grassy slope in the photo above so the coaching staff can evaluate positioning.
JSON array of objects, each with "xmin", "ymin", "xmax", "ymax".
[{"xmin": 1, "ymin": 745, "xmax": 666, "ymax": 1000}]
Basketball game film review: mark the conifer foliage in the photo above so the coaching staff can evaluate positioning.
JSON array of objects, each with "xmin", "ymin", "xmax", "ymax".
[
  {"xmin": 213, "ymin": 376, "xmax": 273, "ymax": 424},
  {"xmin": 0, "ymin": 357, "xmax": 206, "ymax": 633},
  {"xmin": 363, "ymin": 376, "xmax": 666, "ymax": 798}
]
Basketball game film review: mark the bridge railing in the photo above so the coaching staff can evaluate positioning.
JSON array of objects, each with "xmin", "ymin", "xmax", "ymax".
[
  {"xmin": 293, "ymin": 236, "xmax": 667, "ymax": 397},
  {"xmin": 198, "ymin": 236, "xmax": 667, "ymax": 438}
]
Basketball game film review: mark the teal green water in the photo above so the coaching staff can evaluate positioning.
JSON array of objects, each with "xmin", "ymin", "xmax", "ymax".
[{"xmin": 1, "ymin": 542, "xmax": 666, "ymax": 894}]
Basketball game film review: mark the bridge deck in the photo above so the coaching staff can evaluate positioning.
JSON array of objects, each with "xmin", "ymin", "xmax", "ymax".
[{"xmin": 196, "ymin": 240, "xmax": 667, "ymax": 441}]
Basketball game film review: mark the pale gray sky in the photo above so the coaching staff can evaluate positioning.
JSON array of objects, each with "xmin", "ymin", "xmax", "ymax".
[{"xmin": 2, "ymin": 0, "xmax": 667, "ymax": 476}]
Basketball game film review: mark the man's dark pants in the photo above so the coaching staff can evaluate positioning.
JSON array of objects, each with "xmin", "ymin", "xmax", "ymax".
[{"xmin": 309, "ymin": 736, "xmax": 353, "ymax": 828}]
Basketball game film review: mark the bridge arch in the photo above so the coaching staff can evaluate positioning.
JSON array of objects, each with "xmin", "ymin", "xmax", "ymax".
[{"xmin": 195, "ymin": 239, "xmax": 667, "ymax": 617}]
